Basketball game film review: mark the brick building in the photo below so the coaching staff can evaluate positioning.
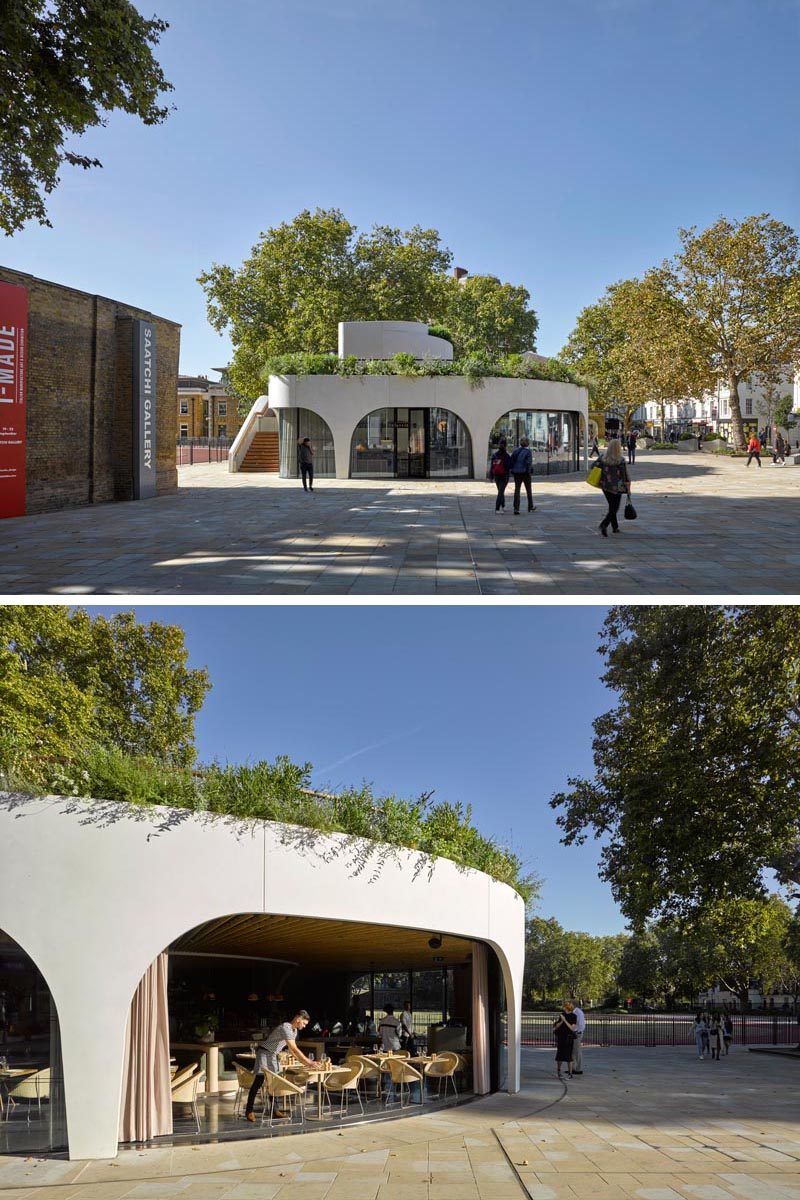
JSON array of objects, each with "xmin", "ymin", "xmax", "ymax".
[
  {"xmin": 177, "ymin": 374, "xmax": 242, "ymax": 440},
  {"xmin": 0, "ymin": 265, "xmax": 180, "ymax": 515}
]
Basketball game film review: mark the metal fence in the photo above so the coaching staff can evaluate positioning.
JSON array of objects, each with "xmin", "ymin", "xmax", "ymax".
[
  {"xmin": 176, "ymin": 437, "xmax": 231, "ymax": 466},
  {"xmin": 520, "ymin": 1011, "xmax": 800, "ymax": 1048}
]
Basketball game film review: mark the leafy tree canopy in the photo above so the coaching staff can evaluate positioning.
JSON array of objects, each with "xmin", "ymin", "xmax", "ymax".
[
  {"xmin": 0, "ymin": 607, "xmax": 210, "ymax": 777},
  {"xmin": 0, "ymin": 0, "xmax": 173, "ymax": 235},
  {"xmin": 199, "ymin": 208, "xmax": 538, "ymax": 398},
  {"xmin": 551, "ymin": 605, "xmax": 800, "ymax": 927}
]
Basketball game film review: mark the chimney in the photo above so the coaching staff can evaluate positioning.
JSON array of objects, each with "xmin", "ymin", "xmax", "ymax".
[{"xmin": 453, "ymin": 267, "xmax": 468, "ymax": 282}]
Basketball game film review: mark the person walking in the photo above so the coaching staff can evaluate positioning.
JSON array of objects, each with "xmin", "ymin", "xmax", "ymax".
[
  {"xmin": 553, "ymin": 1005, "xmax": 577, "ymax": 1080},
  {"xmin": 568, "ymin": 1001, "xmax": 586, "ymax": 1074},
  {"xmin": 508, "ymin": 436, "xmax": 535, "ymax": 515},
  {"xmin": 245, "ymin": 1009, "xmax": 315, "ymax": 1122},
  {"xmin": 589, "ymin": 436, "xmax": 600, "ymax": 458},
  {"xmin": 597, "ymin": 438, "xmax": 631, "ymax": 536},
  {"xmin": 773, "ymin": 432, "xmax": 786, "ymax": 465},
  {"xmin": 298, "ymin": 437, "xmax": 315, "ymax": 491},
  {"xmin": 626, "ymin": 429, "xmax": 637, "ymax": 464},
  {"xmin": 722, "ymin": 1013, "xmax": 733, "ymax": 1055},
  {"xmin": 490, "ymin": 438, "xmax": 512, "ymax": 512},
  {"xmin": 745, "ymin": 433, "xmax": 762, "ymax": 468},
  {"xmin": 693, "ymin": 1012, "xmax": 709, "ymax": 1060},
  {"xmin": 710, "ymin": 1013, "xmax": 723, "ymax": 1061}
]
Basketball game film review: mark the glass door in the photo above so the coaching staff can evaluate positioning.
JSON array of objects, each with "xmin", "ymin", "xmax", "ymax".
[
  {"xmin": 395, "ymin": 408, "xmax": 410, "ymax": 476},
  {"xmin": 408, "ymin": 409, "xmax": 426, "ymax": 476}
]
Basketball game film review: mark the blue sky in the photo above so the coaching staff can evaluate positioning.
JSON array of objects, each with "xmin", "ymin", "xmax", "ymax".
[
  {"xmin": 117, "ymin": 604, "xmax": 620, "ymax": 934},
  {"xmin": 2, "ymin": 0, "xmax": 797, "ymax": 374}
]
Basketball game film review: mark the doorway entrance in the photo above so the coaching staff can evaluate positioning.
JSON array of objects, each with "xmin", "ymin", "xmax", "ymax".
[
  {"xmin": 350, "ymin": 407, "xmax": 472, "ymax": 479},
  {"xmin": 395, "ymin": 409, "xmax": 426, "ymax": 478}
]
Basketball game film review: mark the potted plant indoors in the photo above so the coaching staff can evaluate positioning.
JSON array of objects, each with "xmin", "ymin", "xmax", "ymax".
[{"xmin": 193, "ymin": 1012, "xmax": 219, "ymax": 1043}]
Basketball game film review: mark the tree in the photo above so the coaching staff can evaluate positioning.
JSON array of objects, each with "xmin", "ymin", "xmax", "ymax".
[
  {"xmin": 550, "ymin": 606, "xmax": 800, "ymax": 926},
  {"xmin": 199, "ymin": 208, "xmax": 538, "ymax": 398},
  {"xmin": 560, "ymin": 277, "xmax": 711, "ymax": 434},
  {"xmin": 441, "ymin": 274, "xmax": 538, "ymax": 358},
  {"xmin": 774, "ymin": 392, "xmax": 797, "ymax": 434},
  {"xmin": 0, "ymin": 607, "xmax": 210, "ymax": 784},
  {"xmin": 655, "ymin": 215, "xmax": 800, "ymax": 449},
  {"xmin": 0, "ymin": 0, "xmax": 173, "ymax": 235},
  {"xmin": 524, "ymin": 917, "xmax": 568, "ymax": 1001},
  {"xmin": 682, "ymin": 896, "xmax": 792, "ymax": 1007}
]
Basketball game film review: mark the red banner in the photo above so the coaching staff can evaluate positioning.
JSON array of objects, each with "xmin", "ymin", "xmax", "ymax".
[{"xmin": 0, "ymin": 281, "xmax": 28, "ymax": 518}]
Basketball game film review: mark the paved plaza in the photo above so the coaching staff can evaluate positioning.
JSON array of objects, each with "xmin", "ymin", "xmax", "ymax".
[
  {"xmin": 1, "ymin": 453, "xmax": 799, "ymax": 594},
  {"xmin": 1, "ymin": 1046, "xmax": 799, "ymax": 1199}
]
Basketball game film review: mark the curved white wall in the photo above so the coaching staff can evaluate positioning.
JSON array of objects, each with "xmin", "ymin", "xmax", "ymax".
[
  {"xmin": 267, "ymin": 374, "xmax": 589, "ymax": 479},
  {"xmin": 0, "ymin": 793, "xmax": 525, "ymax": 1160},
  {"xmin": 339, "ymin": 321, "xmax": 454, "ymax": 362}
]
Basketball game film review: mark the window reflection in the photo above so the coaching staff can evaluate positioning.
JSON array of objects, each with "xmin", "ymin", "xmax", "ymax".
[
  {"xmin": 278, "ymin": 408, "xmax": 336, "ymax": 477},
  {"xmin": 488, "ymin": 410, "xmax": 578, "ymax": 475},
  {"xmin": 350, "ymin": 408, "xmax": 472, "ymax": 478}
]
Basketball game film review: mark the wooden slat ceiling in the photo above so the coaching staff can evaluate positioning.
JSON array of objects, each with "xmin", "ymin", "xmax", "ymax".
[{"xmin": 171, "ymin": 913, "xmax": 474, "ymax": 971}]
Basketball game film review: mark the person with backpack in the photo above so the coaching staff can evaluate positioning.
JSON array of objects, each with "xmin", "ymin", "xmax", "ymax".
[
  {"xmin": 508, "ymin": 436, "xmax": 535, "ymax": 515},
  {"xmin": 596, "ymin": 437, "xmax": 631, "ymax": 536},
  {"xmin": 490, "ymin": 437, "xmax": 512, "ymax": 512},
  {"xmin": 746, "ymin": 433, "xmax": 762, "ymax": 467}
]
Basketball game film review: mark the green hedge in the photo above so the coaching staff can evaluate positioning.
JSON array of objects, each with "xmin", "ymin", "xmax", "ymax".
[
  {"xmin": 261, "ymin": 350, "xmax": 587, "ymax": 391},
  {"xmin": 1, "ymin": 745, "xmax": 536, "ymax": 903}
]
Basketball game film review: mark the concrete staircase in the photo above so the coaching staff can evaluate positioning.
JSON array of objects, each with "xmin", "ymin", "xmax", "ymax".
[{"xmin": 240, "ymin": 431, "xmax": 279, "ymax": 473}]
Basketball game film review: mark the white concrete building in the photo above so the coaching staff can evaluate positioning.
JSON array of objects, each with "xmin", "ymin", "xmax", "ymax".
[
  {"xmin": 635, "ymin": 369, "xmax": 799, "ymax": 439},
  {"xmin": 0, "ymin": 792, "xmax": 524, "ymax": 1161},
  {"xmin": 230, "ymin": 321, "xmax": 589, "ymax": 480}
]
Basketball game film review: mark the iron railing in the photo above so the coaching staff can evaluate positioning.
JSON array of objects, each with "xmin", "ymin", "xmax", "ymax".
[
  {"xmin": 519, "ymin": 1011, "xmax": 799, "ymax": 1048},
  {"xmin": 176, "ymin": 437, "xmax": 231, "ymax": 466}
]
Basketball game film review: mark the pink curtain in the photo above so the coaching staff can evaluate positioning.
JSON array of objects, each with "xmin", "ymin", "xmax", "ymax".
[
  {"xmin": 118, "ymin": 953, "xmax": 173, "ymax": 1142},
  {"xmin": 471, "ymin": 942, "xmax": 490, "ymax": 1094}
]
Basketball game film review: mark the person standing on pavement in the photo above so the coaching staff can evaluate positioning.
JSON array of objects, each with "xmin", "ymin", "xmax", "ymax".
[
  {"xmin": 298, "ymin": 437, "xmax": 315, "ymax": 491},
  {"xmin": 245, "ymin": 1009, "xmax": 315, "ymax": 1122},
  {"xmin": 569, "ymin": 1001, "xmax": 586, "ymax": 1073},
  {"xmin": 722, "ymin": 1013, "xmax": 733, "ymax": 1055},
  {"xmin": 773, "ymin": 431, "xmax": 786, "ymax": 464},
  {"xmin": 710, "ymin": 1012, "xmax": 723, "ymax": 1060},
  {"xmin": 693, "ymin": 1012, "xmax": 709, "ymax": 1060},
  {"xmin": 597, "ymin": 438, "xmax": 631, "ymax": 536},
  {"xmin": 626, "ymin": 429, "xmax": 637, "ymax": 464},
  {"xmin": 553, "ymin": 1006, "xmax": 577, "ymax": 1080},
  {"xmin": 490, "ymin": 437, "xmax": 512, "ymax": 512},
  {"xmin": 745, "ymin": 433, "xmax": 762, "ymax": 468},
  {"xmin": 509, "ymin": 436, "xmax": 535, "ymax": 515}
]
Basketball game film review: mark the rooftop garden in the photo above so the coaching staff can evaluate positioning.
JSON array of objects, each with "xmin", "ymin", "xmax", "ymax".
[
  {"xmin": 261, "ymin": 349, "xmax": 589, "ymax": 392},
  {"xmin": 1, "ymin": 607, "xmax": 536, "ymax": 904}
]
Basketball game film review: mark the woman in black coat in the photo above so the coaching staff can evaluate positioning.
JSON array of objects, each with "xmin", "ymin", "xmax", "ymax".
[{"xmin": 553, "ymin": 1007, "xmax": 577, "ymax": 1079}]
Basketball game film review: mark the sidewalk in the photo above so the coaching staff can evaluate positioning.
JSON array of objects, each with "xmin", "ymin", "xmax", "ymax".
[
  {"xmin": 0, "ymin": 453, "xmax": 799, "ymax": 594},
  {"xmin": 1, "ymin": 1046, "xmax": 798, "ymax": 1199}
]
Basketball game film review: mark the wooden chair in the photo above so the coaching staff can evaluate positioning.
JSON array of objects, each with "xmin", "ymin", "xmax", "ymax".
[
  {"xmin": 261, "ymin": 1068, "xmax": 306, "ymax": 1129},
  {"xmin": 233, "ymin": 1061, "xmax": 256, "ymax": 1118},
  {"xmin": 384, "ymin": 1057, "xmax": 423, "ymax": 1109},
  {"xmin": 424, "ymin": 1051, "xmax": 459, "ymax": 1100},
  {"xmin": 352, "ymin": 1055, "xmax": 381, "ymax": 1104},
  {"xmin": 5, "ymin": 1069, "xmax": 50, "ymax": 1123},
  {"xmin": 171, "ymin": 1068, "xmax": 202, "ymax": 1133},
  {"xmin": 323, "ymin": 1062, "xmax": 363, "ymax": 1118}
]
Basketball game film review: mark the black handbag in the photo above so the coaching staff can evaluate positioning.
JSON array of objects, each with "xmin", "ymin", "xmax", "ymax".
[{"xmin": 624, "ymin": 499, "xmax": 637, "ymax": 520}]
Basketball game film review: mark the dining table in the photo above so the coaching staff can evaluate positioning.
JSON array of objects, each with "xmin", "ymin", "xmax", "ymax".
[
  {"xmin": 285, "ymin": 1064, "xmax": 343, "ymax": 1120},
  {"xmin": 0, "ymin": 1066, "xmax": 37, "ymax": 1117}
]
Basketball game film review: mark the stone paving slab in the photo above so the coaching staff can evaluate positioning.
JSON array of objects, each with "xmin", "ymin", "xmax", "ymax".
[
  {"xmin": 1, "ymin": 1047, "xmax": 799, "ymax": 1199},
  {"xmin": 1, "ymin": 454, "xmax": 799, "ymax": 595}
]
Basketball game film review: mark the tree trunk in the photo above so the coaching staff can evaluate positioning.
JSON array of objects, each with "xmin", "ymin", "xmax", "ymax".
[
  {"xmin": 728, "ymin": 372, "xmax": 746, "ymax": 450},
  {"xmin": 659, "ymin": 401, "xmax": 667, "ymax": 440}
]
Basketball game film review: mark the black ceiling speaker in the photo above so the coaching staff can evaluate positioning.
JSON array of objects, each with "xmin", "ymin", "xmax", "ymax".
[{"xmin": 428, "ymin": 934, "xmax": 442, "ymax": 950}]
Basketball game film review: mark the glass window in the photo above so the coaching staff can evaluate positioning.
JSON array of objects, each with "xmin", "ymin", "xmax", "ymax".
[
  {"xmin": 278, "ymin": 408, "xmax": 336, "ymax": 477},
  {"xmin": 488, "ymin": 410, "xmax": 578, "ymax": 475},
  {"xmin": 179, "ymin": 424, "xmax": 188, "ymax": 438},
  {"xmin": 427, "ymin": 408, "xmax": 472, "ymax": 477},
  {"xmin": 217, "ymin": 425, "xmax": 227, "ymax": 438},
  {"xmin": 218, "ymin": 401, "xmax": 227, "ymax": 417},
  {"xmin": 350, "ymin": 408, "xmax": 396, "ymax": 477},
  {"xmin": 179, "ymin": 399, "xmax": 188, "ymax": 414},
  {"xmin": 745, "ymin": 398, "xmax": 753, "ymax": 416},
  {"xmin": 411, "ymin": 969, "xmax": 446, "ymax": 1034}
]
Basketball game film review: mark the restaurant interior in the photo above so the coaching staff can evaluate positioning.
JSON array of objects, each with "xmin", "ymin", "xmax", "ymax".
[{"xmin": 0, "ymin": 916, "xmax": 506, "ymax": 1156}]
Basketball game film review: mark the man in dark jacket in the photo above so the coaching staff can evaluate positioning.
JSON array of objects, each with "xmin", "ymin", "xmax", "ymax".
[
  {"xmin": 509, "ymin": 437, "xmax": 535, "ymax": 515},
  {"xmin": 298, "ymin": 438, "xmax": 314, "ymax": 491}
]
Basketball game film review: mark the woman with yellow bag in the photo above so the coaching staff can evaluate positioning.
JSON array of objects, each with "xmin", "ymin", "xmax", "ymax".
[{"xmin": 588, "ymin": 438, "xmax": 632, "ymax": 536}]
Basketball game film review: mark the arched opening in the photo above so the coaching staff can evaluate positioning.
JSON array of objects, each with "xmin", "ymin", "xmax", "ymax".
[
  {"xmin": 350, "ymin": 408, "xmax": 472, "ymax": 479},
  {"xmin": 489, "ymin": 410, "xmax": 580, "ymax": 475},
  {"xmin": 278, "ymin": 409, "xmax": 336, "ymax": 477},
  {"xmin": 0, "ymin": 929, "xmax": 66, "ymax": 1155},
  {"xmin": 121, "ymin": 912, "xmax": 505, "ymax": 1147}
]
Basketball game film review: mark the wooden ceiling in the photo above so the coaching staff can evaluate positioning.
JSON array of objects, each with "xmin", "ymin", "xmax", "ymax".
[{"xmin": 171, "ymin": 913, "xmax": 474, "ymax": 971}]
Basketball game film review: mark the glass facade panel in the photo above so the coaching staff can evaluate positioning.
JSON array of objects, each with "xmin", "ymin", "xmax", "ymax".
[
  {"xmin": 278, "ymin": 408, "xmax": 336, "ymax": 477},
  {"xmin": 351, "ymin": 408, "xmax": 472, "ymax": 478},
  {"xmin": 351, "ymin": 407, "xmax": 395, "ymax": 476},
  {"xmin": 428, "ymin": 408, "xmax": 472, "ymax": 477},
  {"xmin": 488, "ymin": 410, "xmax": 579, "ymax": 475}
]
